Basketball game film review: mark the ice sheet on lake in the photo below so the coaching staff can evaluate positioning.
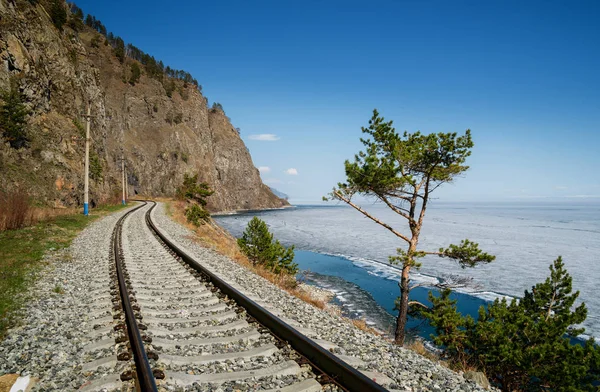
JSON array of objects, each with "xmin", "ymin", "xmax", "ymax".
[{"xmin": 216, "ymin": 201, "xmax": 600, "ymax": 338}]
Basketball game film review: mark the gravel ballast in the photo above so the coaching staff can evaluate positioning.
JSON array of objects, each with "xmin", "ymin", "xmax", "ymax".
[
  {"xmin": 0, "ymin": 207, "xmax": 135, "ymax": 391},
  {"xmin": 152, "ymin": 203, "xmax": 490, "ymax": 392}
]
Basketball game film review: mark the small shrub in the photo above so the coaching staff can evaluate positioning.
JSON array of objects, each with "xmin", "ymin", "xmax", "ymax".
[
  {"xmin": 67, "ymin": 16, "xmax": 84, "ymax": 31},
  {"xmin": 164, "ymin": 79, "xmax": 176, "ymax": 98},
  {"xmin": 129, "ymin": 63, "xmax": 141, "ymax": 85},
  {"xmin": 211, "ymin": 102, "xmax": 224, "ymax": 112},
  {"xmin": 90, "ymin": 35, "xmax": 101, "ymax": 48},
  {"xmin": 0, "ymin": 84, "xmax": 30, "ymax": 149},
  {"xmin": 173, "ymin": 112, "xmax": 183, "ymax": 124},
  {"xmin": 185, "ymin": 204, "xmax": 210, "ymax": 226},
  {"xmin": 177, "ymin": 174, "xmax": 213, "ymax": 226},
  {"xmin": 181, "ymin": 152, "xmax": 189, "ymax": 163},
  {"xmin": 179, "ymin": 87, "xmax": 189, "ymax": 101},
  {"xmin": 0, "ymin": 189, "xmax": 32, "ymax": 231},
  {"xmin": 68, "ymin": 48, "xmax": 78, "ymax": 65},
  {"xmin": 53, "ymin": 284, "xmax": 64, "ymax": 294},
  {"xmin": 238, "ymin": 217, "xmax": 298, "ymax": 275},
  {"xmin": 49, "ymin": 0, "xmax": 67, "ymax": 30},
  {"xmin": 89, "ymin": 151, "xmax": 103, "ymax": 181},
  {"xmin": 176, "ymin": 174, "xmax": 213, "ymax": 206},
  {"xmin": 72, "ymin": 119, "xmax": 84, "ymax": 138}
]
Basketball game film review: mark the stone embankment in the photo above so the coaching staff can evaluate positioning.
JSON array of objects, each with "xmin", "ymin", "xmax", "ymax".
[{"xmin": 0, "ymin": 203, "xmax": 491, "ymax": 391}]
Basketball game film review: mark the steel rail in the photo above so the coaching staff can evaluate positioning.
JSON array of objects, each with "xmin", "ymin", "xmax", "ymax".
[
  {"xmin": 112, "ymin": 201, "xmax": 158, "ymax": 392},
  {"xmin": 145, "ymin": 201, "xmax": 388, "ymax": 392}
]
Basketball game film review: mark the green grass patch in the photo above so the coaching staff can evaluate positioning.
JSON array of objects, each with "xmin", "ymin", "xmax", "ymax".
[{"xmin": 0, "ymin": 203, "xmax": 130, "ymax": 338}]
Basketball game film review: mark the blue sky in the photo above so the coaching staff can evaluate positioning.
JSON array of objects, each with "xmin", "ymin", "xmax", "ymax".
[{"xmin": 75, "ymin": 0, "xmax": 600, "ymax": 203}]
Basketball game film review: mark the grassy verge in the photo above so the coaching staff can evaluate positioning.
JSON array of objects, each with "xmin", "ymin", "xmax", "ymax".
[{"xmin": 0, "ymin": 203, "xmax": 129, "ymax": 338}]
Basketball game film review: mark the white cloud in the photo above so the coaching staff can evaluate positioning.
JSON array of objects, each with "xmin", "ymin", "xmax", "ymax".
[
  {"xmin": 285, "ymin": 168, "xmax": 298, "ymax": 175},
  {"xmin": 248, "ymin": 134, "xmax": 280, "ymax": 141},
  {"xmin": 258, "ymin": 166, "xmax": 271, "ymax": 173}
]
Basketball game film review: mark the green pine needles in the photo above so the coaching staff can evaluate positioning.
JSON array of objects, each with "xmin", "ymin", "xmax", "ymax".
[
  {"xmin": 238, "ymin": 217, "xmax": 298, "ymax": 275},
  {"xmin": 177, "ymin": 174, "xmax": 214, "ymax": 226},
  {"xmin": 0, "ymin": 83, "xmax": 30, "ymax": 149},
  {"xmin": 420, "ymin": 257, "xmax": 600, "ymax": 391},
  {"xmin": 327, "ymin": 109, "xmax": 494, "ymax": 345}
]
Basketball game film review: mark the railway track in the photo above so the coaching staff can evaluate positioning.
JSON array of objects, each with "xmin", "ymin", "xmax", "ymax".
[{"xmin": 80, "ymin": 201, "xmax": 388, "ymax": 392}]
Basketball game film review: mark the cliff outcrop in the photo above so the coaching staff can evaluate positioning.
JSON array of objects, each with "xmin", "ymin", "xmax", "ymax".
[{"xmin": 0, "ymin": 0, "xmax": 287, "ymax": 212}]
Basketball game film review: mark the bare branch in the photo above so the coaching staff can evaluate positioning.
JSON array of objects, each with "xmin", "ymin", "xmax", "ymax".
[
  {"xmin": 377, "ymin": 194, "xmax": 415, "ymax": 223},
  {"xmin": 408, "ymin": 300, "xmax": 429, "ymax": 309},
  {"xmin": 428, "ymin": 180, "xmax": 448, "ymax": 194},
  {"xmin": 423, "ymin": 251, "xmax": 443, "ymax": 256},
  {"xmin": 409, "ymin": 282, "xmax": 433, "ymax": 290},
  {"xmin": 333, "ymin": 190, "xmax": 411, "ymax": 244},
  {"xmin": 382, "ymin": 189, "xmax": 416, "ymax": 202}
]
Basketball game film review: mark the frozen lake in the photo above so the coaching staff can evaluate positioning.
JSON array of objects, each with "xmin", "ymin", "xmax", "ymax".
[{"xmin": 215, "ymin": 201, "xmax": 600, "ymax": 338}]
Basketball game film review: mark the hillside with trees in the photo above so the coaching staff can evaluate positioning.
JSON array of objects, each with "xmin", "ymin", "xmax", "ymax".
[{"xmin": 0, "ymin": 0, "xmax": 287, "ymax": 212}]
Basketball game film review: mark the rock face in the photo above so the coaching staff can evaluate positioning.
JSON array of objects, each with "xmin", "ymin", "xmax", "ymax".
[
  {"xmin": 0, "ymin": 0, "xmax": 287, "ymax": 212},
  {"xmin": 464, "ymin": 371, "xmax": 490, "ymax": 390}
]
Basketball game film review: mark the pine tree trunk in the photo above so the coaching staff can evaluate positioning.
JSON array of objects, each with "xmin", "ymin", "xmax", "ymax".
[{"xmin": 394, "ymin": 264, "xmax": 411, "ymax": 345}]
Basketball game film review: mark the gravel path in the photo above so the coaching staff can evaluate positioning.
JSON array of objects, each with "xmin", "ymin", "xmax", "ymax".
[
  {"xmin": 152, "ymin": 203, "xmax": 490, "ymax": 392},
  {"xmin": 0, "ymin": 206, "xmax": 136, "ymax": 391}
]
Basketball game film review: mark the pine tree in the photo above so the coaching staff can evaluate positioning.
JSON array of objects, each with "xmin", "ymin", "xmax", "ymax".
[
  {"xmin": 113, "ymin": 36, "xmax": 125, "ymax": 63},
  {"xmin": 129, "ymin": 63, "xmax": 141, "ymax": 85},
  {"xmin": 238, "ymin": 217, "xmax": 298, "ymax": 275},
  {"xmin": 176, "ymin": 174, "xmax": 213, "ymax": 206},
  {"xmin": 326, "ymin": 109, "xmax": 494, "ymax": 344},
  {"xmin": 419, "ymin": 289, "xmax": 472, "ymax": 369},
  {"xmin": 49, "ymin": 0, "xmax": 67, "ymax": 30},
  {"xmin": 423, "ymin": 257, "xmax": 600, "ymax": 391},
  {"xmin": 0, "ymin": 84, "xmax": 30, "ymax": 149},
  {"xmin": 176, "ymin": 174, "xmax": 213, "ymax": 226}
]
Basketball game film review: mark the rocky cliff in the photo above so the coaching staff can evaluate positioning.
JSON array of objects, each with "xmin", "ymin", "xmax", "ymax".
[{"xmin": 0, "ymin": 0, "xmax": 287, "ymax": 212}]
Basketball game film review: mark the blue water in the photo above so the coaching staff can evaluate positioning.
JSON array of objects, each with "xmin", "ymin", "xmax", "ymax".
[
  {"xmin": 295, "ymin": 250, "xmax": 487, "ymax": 339},
  {"xmin": 215, "ymin": 201, "xmax": 600, "ymax": 339}
]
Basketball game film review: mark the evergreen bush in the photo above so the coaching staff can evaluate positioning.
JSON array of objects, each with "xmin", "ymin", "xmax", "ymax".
[
  {"xmin": 129, "ymin": 63, "xmax": 141, "ymax": 85},
  {"xmin": 238, "ymin": 217, "xmax": 298, "ymax": 275},
  {"xmin": 421, "ymin": 257, "xmax": 600, "ymax": 391},
  {"xmin": 0, "ymin": 84, "xmax": 30, "ymax": 149},
  {"xmin": 177, "ymin": 174, "xmax": 213, "ymax": 226},
  {"xmin": 49, "ymin": 0, "xmax": 67, "ymax": 30},
  {"xmin": 185, "ymin": 204, "xmax": 209, "ymax": 226}
]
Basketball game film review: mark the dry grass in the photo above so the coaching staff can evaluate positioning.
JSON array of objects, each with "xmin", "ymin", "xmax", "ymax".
[
  {"xmin": 289, "ymin": 287, "xmax": 326, "ymax": 310},
  {"xmin": 351, "ymin": 318, "xmax": 383, "ymax": 336},
  {"xmin": 0, "ymin": 189, "xmax": 32, "ymax": 231},
  {"xmin": 167, "ymin": 200, "xmax": 327, "ymax": 309},
  {"xmin": 406, "ymin": 340, "xmax": 441, "ymax": 362},
  {"xmin": 0, "ymin": 190, "xmax": 79, "ymax": 232}
]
